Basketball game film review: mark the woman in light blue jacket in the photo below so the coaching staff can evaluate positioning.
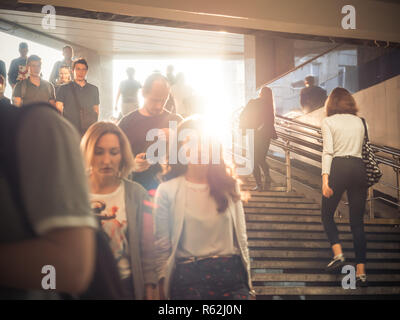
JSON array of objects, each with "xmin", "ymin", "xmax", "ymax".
[{"xmin": 154, "ymin": 116, "xmax": 254, "ymax": 300}]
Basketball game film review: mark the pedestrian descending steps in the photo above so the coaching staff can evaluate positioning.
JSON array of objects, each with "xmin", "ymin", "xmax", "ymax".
[{"xmin": 241, "ymin": 179, "xmax": 400, "ymax": 299}]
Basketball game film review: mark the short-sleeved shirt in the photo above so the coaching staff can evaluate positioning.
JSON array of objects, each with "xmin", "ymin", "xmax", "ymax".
[
  {"xmin": 13, "ymin": 78, "xmax": 55, "ymax": 106},
  {"xmin": 8, "ymin": 57, "xmax": 28, "ymax": 86},
  {"xmin": 56, "ymin": 81, "xmax": 100, "ymax": 133},
  {"xmin": 119, "ymin": 79, "xmax": 141, "ymax": 103},
  {"xmin": 119, "ymin": 110, "xmax": 182, "ymax": 190},
  {"xmin": 0, "ymin": 104, "xmax": 97, "ymax": 298}
]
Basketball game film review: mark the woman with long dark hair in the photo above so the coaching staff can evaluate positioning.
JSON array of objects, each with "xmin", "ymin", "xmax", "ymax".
[
  {"xmin": 154, "ymin": 116, "xmax": 254, "ymax": 300},
  {"xmin": 321, "ymin": 87, "xmax": 368, "ymax": 287}
]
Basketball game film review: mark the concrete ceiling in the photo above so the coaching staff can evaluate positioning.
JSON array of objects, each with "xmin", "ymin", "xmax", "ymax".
[{"xmin": 0, "ymin": 9, "xmax": 244, "ymax": 58}]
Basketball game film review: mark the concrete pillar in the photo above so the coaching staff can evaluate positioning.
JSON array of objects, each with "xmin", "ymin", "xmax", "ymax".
[
  {"xmin": 98, "ymin": 54, "xmax": 113, "ymax": 120},
  {"xmin": 244, "ymin": 34, "xmax": 295, "ymax": 103},
  {"xmin": 244, "ymin": 35, "xmax": 256, "ymax": 104}
]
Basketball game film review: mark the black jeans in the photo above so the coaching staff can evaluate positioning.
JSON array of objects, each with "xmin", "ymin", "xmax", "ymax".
[
  {"xmin": 321, "ymin": 157, "xmax": 368, "ymax": 264},
  {"xmin": 253, "ymin": 133, "xmax": 271, "ymax": 187}
]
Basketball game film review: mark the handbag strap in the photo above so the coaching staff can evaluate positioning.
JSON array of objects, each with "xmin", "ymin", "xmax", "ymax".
[{"xmin": 360, "ymin": 117, "xmax": 369, "ymax": 141}]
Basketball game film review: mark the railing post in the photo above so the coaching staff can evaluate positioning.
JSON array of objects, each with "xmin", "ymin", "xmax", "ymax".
[
  {"xmin": 394, "ymin": 156, "xmax": 400, "ymax": 214},
  {"xmin": 285, "ymin": 140, "xmax": 292, "ymax": 192},
  {"xmin": 368, "ymin": 187, "xmax": 374, "ymax": 220}
]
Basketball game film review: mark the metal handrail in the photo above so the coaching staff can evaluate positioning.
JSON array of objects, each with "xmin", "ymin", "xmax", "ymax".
[
  {"xmin": 256, "ymin": 43, "xmax": 343, "ymax": 91},
  {"xmin": 232, "ymin": 113, "xmax": 400, "ymax": 218}
]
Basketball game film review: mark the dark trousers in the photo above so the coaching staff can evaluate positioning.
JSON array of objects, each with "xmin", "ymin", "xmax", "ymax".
[
  {"xmin": 321, "ymin": 157, "xmax": 368, "ymax": 264},
  {"xmin": 253, "ymin": 133, "xmax": 271, "ymax": 186},
  {"xmin": 170, "ymin": 256, "xmax": 250, "ymax": 300}
]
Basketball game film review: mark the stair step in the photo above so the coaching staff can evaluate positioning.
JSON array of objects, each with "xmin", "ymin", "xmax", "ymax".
[
  {"xmin": 250, "ymin": 249, "xmax": 400, "ymax": 260},
  {"xmin": 247, "ymin": 231, "xmax": 400, "ymax": 242},
  {"xmin": 244, "ymin": 203, "xmax": 320, "ymax": 209},
  {"xmin": 251, "ymin": 260, "xmax": 400, "ymax": 270},
  {"xmin": 254, "ymin": 286, "xmax": 400, "ymax": 295},
  {"xmin": 252, "ymin": 273, "xmax": 400, "ymax": 282},
  {"xmin": 246, "ymin": 197, "xmax": 316, "ymax": 204},
  {"xmin": 246, "ymin": 222, "xmax": 400, "ymax": 233},
  {"xmin": 246, "ymin": 191, "xmax": 303, "ymax": 198},
  {"xmin": 245, "ymin": 214, "xmax": 400, "ymax": 227},
  {"xmin": 248, "ymin": 240, "xmax": 400, "ymax": 250},
  {"xmin": 245, "ymin": 208, "xmax": 321, "ymax": 215},
  {"xmin": 242, "ymin": 186, "xmax": 287, "ymax": 192}
]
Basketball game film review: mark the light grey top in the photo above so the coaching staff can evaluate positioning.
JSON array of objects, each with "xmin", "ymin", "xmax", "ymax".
[
  {"xmin": 176, "ymin": 180, "xmax": 240, "ymax": 259},
  {"xmin": 321, "ymin": 114, "xmax": 365, "ymax": 175}
]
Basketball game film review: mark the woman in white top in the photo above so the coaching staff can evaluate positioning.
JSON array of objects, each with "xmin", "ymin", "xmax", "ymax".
[
  {"xmin": 154, "ymin": 116, "xmax": 254, "ymax": 300},
  {"xmin": 81, "ymin": 122, "xmax": 157, "ymax": 299},
  {"xmin": 321, "ymin": 88, "xmax": 368, "ymax": 287}
]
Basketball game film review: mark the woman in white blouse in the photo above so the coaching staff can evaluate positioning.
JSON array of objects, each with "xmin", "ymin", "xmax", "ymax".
[
  {"xmin": 154, "ymin": 116, "xmax": 254, "ymax": 300},
  {"xmin": 321, "ymin": 87, "xmax": 368, "ymax": 287}
]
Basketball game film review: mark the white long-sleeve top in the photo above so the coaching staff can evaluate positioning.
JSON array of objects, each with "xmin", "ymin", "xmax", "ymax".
[{"xmin": 321, "ymin": 114, "xmax": 366, "ymax": 175}]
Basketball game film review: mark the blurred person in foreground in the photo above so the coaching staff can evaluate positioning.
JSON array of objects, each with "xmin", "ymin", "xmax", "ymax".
[{"xmin": 0, "ymin": 100, "xmax": 97, "ymax": 299}]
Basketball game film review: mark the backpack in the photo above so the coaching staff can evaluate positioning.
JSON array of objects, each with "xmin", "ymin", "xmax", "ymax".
[{"xmin": 0, "ymin": 101, "xmax": 125, "ymax": 300}]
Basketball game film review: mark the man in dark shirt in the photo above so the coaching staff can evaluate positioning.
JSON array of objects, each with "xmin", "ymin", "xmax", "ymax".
[
  {"xmin": 8, "ymin": 42, "xmax": 29, "ymax": 89},
  {"xmin": 0, "ymin": 60, "xmax": 6, "ymax": 83},
  {"xmin": 114, "ymin": 67, "xmax": 142, "ymax": 116},
  {"xmin": 300, "ymin": 76, "xmax": 327, "ymax": 113},
  {"xmin": 12, "ymin": 55, "xmax": 55, "ymax": 107},
  {"xmin": 119, "ymin": 73, "xmax": 182, "ymax": 191},
  {"xmin": 56, "ymin": 58, "xmax": 100, "ymax": 136}
]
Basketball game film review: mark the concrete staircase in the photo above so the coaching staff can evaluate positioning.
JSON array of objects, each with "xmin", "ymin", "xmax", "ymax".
[{"xmin": 241, "ymin": 179, "xmax": 400, "ymax": 299}]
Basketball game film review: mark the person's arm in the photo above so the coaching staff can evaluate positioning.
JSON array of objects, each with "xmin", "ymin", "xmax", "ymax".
[
  {"xmin": 0, "ymin": 107, "xmax": 98, "ymax": 295},
  {"xmin": 154, "ymin": 184, "xmax": 172, "ymax": 300},
  {"xmin": 55, "ymin": 101, "xmax": 64, "ymax": 113},
  {"xmin": 0, "ymin": 227, "xmax": 95, "ymax": 295},
  {"xmin": 13, "ymin": 97, "xmax": 22, "ymax": 107},
  {"xmin": 93, "ymin": 86, "xmax": 100, "ymax": 115},
  {"xmin": 115, "ymin": 87, "xmax": 121, "ymax": 113},
  {"xmin": 49, "ymin": 83, "xmax": 56, "ymax": 107},
  {"xmin": 139, "ymin": 190, "xmax": 158, "ymax": 299},
  {"xmin": 12, "ymin": 82, "xmax": 22, "ymax": 107},
  {"xmin": 234, "ymin": 183, "xmax": 255, "ymax": 297},
  {"xmin": 8, "ymin": 60, "xmax": 17, "ymax": 87},
  {"xmin": 49, "ymin": 61, "xmax": 59, "ymax": 85},
  {"xmin": 55, "ymin": 85, "xmax": 65, "ymax": 113},
  {"xmin": 0, "ymin": 61, "xmax": 6, "ymax": 81},
  {"xmin": 321, "ymin": 119, "xmax": 334, "ymax": 198}
]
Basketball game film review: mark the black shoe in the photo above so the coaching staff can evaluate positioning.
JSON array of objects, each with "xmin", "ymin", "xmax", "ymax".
[
  {"xmin": 325, "ymin": 254, "xmax": 346, "ymax": 273},
  {"xmin": 356, "ymin": 274, "xmax": 368, "ymax": 287}
]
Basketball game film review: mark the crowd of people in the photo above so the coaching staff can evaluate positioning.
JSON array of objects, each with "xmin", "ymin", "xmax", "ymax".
[{"xmin": 0, "ymin": 42, "xmax": 370, "ymax": 300}]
